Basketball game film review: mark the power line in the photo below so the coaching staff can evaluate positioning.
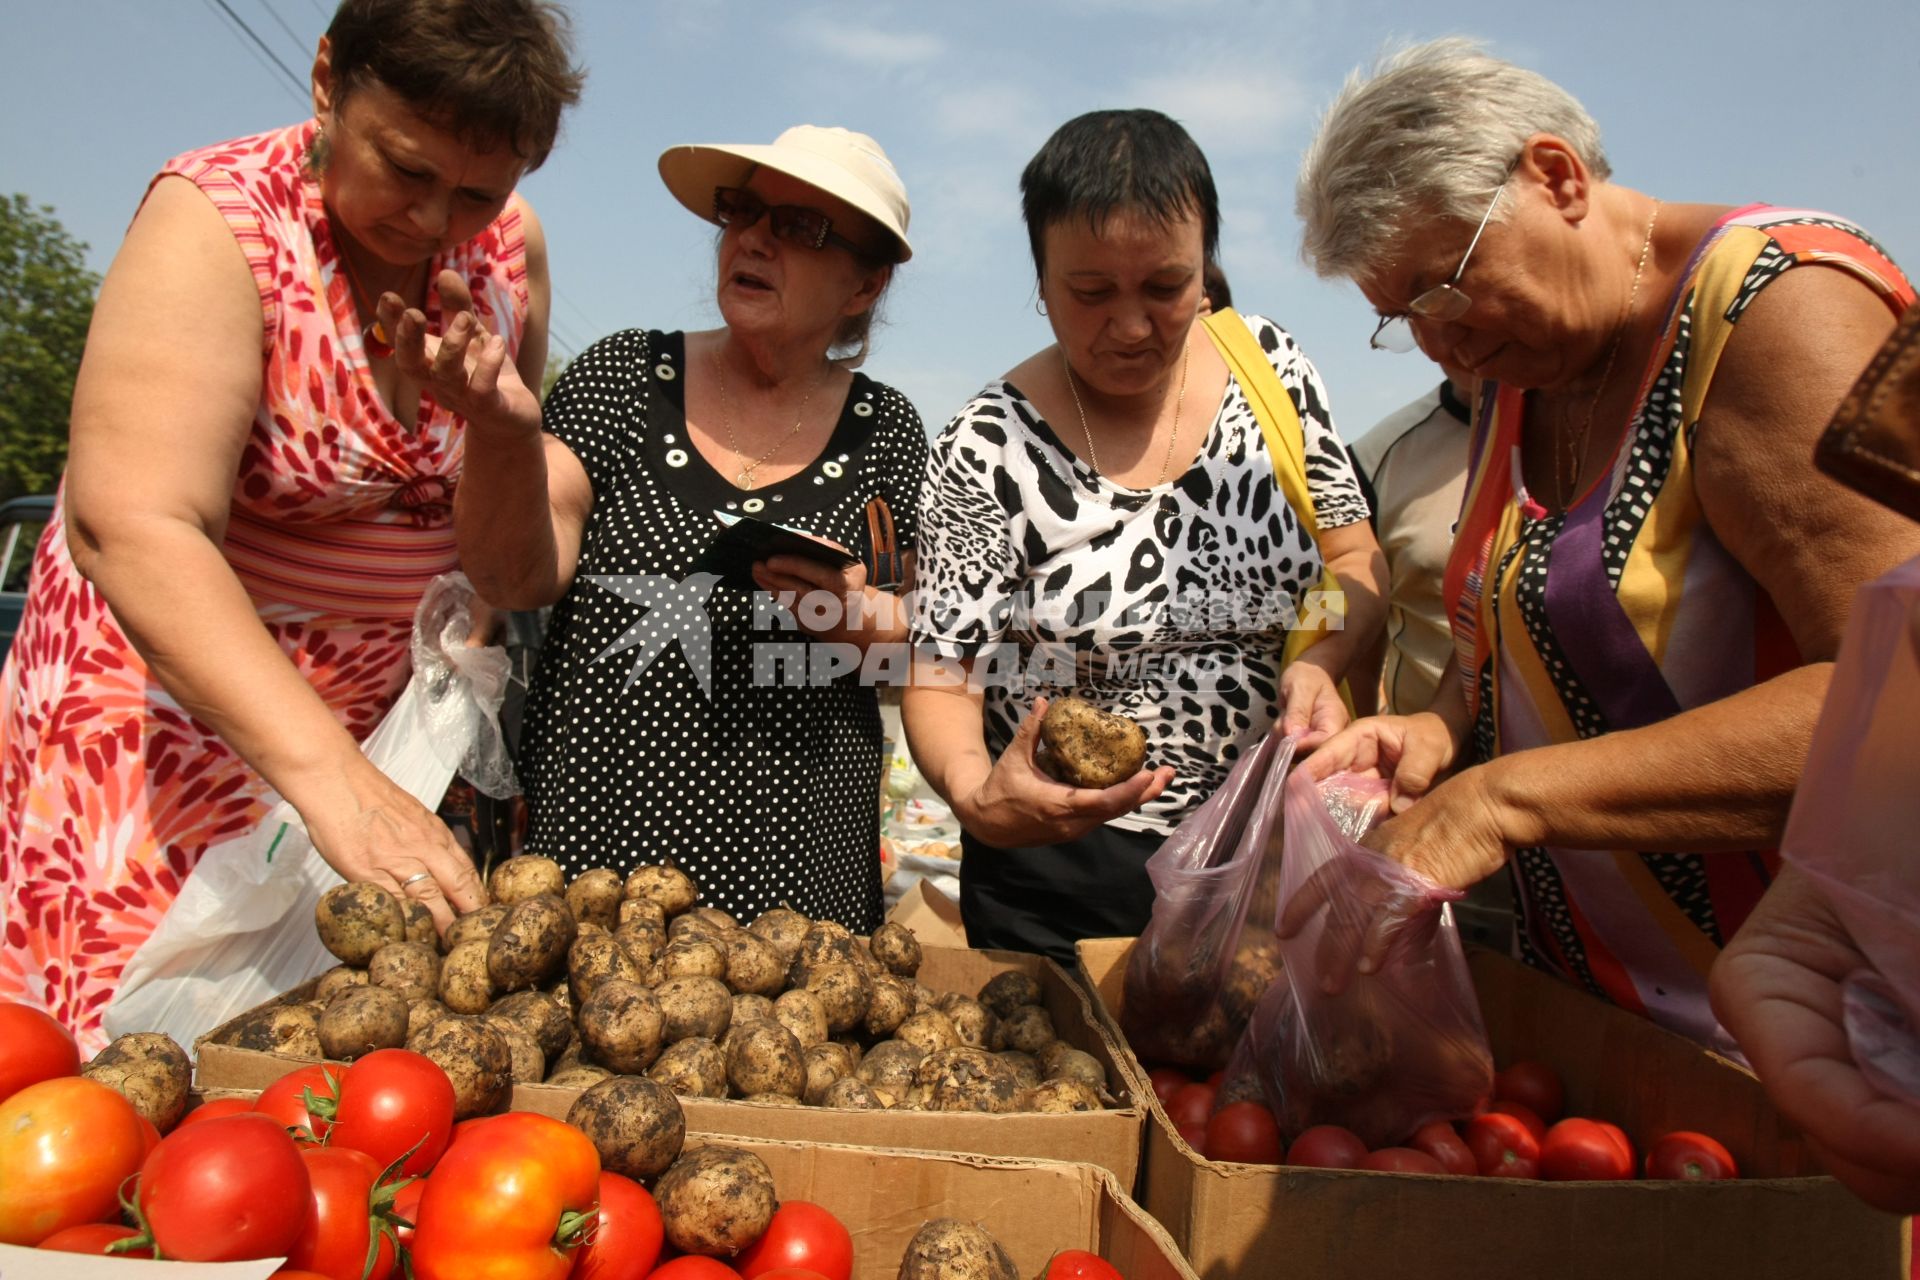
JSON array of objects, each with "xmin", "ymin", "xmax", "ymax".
[
  {"xmin": 302, "ymin": 0, "xmax": 331, "ymax": 19},
  {"xmin": 253, "ymin": 0, "xmax": 313, "ymax": 64},
  {"xmin": 204, "ymin": 0, "xmax": 308, "ymax": 98}
]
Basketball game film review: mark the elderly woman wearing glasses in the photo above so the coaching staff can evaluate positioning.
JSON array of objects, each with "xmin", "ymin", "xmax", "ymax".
[
  {"xmin": 1289, "ymin": 39, "xmax": 1917, "ymax": 1049},
  {"xmin": 393, "ymin": 126, "xmax": 925, "ymax": 930}
]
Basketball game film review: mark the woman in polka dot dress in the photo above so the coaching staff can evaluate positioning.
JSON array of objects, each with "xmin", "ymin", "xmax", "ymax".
[{"xmin": 395, "ymin": 126, "xmax": 925, "ymax": 930}]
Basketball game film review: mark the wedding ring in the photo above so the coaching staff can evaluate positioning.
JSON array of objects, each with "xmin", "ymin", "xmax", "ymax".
[{"xmin": 400, "ymin": 872, "xmax": 433, "ymax": 890}]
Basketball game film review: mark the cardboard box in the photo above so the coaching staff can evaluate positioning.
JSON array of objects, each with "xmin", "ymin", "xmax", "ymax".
[
  {"xmin": 1078, "ymin": 936, "xmax": 1911, "ymax": 1280},
  {"xmin": 195, "ymin": 944, "xmax": 1147, "ymax": 1186}
]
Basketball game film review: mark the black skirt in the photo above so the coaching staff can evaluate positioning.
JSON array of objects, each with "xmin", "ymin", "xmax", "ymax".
[{"xmin": 959, "ymin": 824, "xmax": 1163, "ymax": 966}]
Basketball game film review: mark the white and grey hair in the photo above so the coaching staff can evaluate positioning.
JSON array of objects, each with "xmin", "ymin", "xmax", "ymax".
[{"xmin": 1296, "ymin": 38, "xmax": 1611, "ymax": 282}]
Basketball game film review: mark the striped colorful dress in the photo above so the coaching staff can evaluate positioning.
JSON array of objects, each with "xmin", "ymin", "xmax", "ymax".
[
  {"xmin": 0, "ymin": 121, "xmax": 529, "ymax": 1051},
  {"xmin": 1443, "ymin": 205, "xmax": 1913, "ymax": 1050}
]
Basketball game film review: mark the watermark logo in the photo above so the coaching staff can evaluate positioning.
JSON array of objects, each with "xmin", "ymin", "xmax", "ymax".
[{"xmin": 584, "ymin": 573, "xmax": 722, "ymax": 697}]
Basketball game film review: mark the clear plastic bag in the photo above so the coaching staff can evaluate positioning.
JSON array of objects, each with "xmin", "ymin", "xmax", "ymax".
[
  {"xmin": 1120, "ymin": 733, "xmax": 1296, "ymax": 1071},
  {"xmin": 1252, "ymin": 768, "xmax": 1493, "ymax": 1147},
  {"xmin": 103, "ymin": 572, "xmax": 515, "ymax": 1047},
  {"xmin": 1780, "ymin": 554, "xmax": 1920, "ymax": 1101}
]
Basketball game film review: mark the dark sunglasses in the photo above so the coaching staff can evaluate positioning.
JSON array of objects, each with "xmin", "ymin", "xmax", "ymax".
[{"xmin": 713, "ymin": 186, "xmax": 863, "ymax": 255}]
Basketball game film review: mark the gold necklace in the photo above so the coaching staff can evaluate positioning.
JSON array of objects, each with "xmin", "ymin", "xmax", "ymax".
[
  {"xmin": 331, "ymin": 223, "xmax": 425, "ymax": 358},
  {"xmin": 711, "ymin": 346, "xmax": 824, "ymax": 490},
  {"xmin": 1061, "ymin": 337, "xmax": 1191, "ymax": 486},
  {"xmin": 1558, "ymin": 199, "xmax": 1660, "ymax": 509}
]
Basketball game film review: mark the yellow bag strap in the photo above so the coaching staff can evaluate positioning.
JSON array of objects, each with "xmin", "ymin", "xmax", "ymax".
[{"xmin": 1200, "ymin": 308, "xmax": 1321, "ymax": 541}]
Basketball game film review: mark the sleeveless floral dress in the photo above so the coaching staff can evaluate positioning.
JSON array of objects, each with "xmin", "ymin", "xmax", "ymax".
[{"xmin": 0, "ymin": 121, "xmax": 528, "ymax": 1050}]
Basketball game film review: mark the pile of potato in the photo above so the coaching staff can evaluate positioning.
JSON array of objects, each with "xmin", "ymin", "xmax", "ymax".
[{"xmin": 210, "ymin": 855, "xmax": 1117, "ymax": 1120}]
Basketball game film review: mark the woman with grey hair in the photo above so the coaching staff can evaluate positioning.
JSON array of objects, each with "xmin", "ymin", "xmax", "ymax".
[{"xmin": 1289, "ymin": 38, "xmax": 1917, "ymax": 1051}]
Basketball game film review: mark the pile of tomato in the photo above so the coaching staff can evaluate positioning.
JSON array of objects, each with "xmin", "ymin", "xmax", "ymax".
[{"xmin": 1147, "ymin": 1057, "xmax": 1739, "ymax": 1182}]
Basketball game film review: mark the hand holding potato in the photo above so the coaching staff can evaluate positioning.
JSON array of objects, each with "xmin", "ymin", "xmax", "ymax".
[{"xmin": 952, "ymin": 696, "xmax": 1174, "ymax": 849}]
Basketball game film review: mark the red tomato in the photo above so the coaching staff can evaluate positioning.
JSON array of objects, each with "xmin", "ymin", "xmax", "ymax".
[
  {"xmin": 1644, "ymin": 1130, "xmax": 1739, "ymax": 1182},
  {"xmin": 0, "ymin": 1076, "xmax": 149, "ymax": 1245},
  {"xmin": 1360, "ymin": 1147, "xmax": 1448, "ymax": 1175},
  {"xmin": 411, "ymin": 1111, "xmax": 601, "ymax": 1280},
  {"xmin": 1164, "ymin": 1081, "xmax": 1218, "ymax": 1131},
  {"xmin": 283, "ymin": 1146, "xmax": 399, "ymax": 1280},
  {"xmin": 135, "ymin": 1112, "xmax": 312, "ymax": 1260},
  {"xmin": 1492, "ymin": 1060, "xmax": 1565, "ymax": 1124},
  {"xmin": 748, "ymin": 1272, "xmax": 831, "ymax": 1280},
  {"xmin": 1204, "ymin": 1101, "xmax": 1283, "ymax": 1164},
  {"xmin": 327, "ymin": 1048, "xmax": 457, "ymax": 1177},
  {"xmin": 1464, "ymin": 1113, "xmax": 1540, "ymax": 1179},
  {"xmin": 1043, "ymin": 1251, "xmax": 1126, "ymax": 1280},
  {"xmin": 648, "ymin": 1259, "xmax": 742, "ymax": 1279},
  {"xmin": 575, "ymin": 1172, "xmax": 667, "ymax": 1280},
  {"xmin": 1175, "ymin": 1121, "xmax": 1209, "ymax": 1155},
  {"xmin": 1147, "ymin": 1067, "xmax": 1191, "ymax": 1107},
  {"xmin": 276, "ymin": 1273, "xmax": 337, "ymax": 1279},
  {"xmin": 178, "ymin": 1097, "xmax": 255, "ymax": 1129},
  {"xmin": 1409, "ymin": 1121, "xmax": 1477, "ymax": 1177},
  {"xmin": 36, "ymin": 1223, "xmax": 150, "ymax": 1256},
  {"xmin": 136, "ymin": 1113, "xmax": 162, "ymax": 1155},
  {"xmin": 1488, "ymin": 1099, "xmax": 1548, "ymax": 1146},
  {"xmin": 0, "ymin": 1003, "xmax": 79, "ymax": 1104},
  {"xmin": 735, "ymin": 1200, "xmax": 852, "ymax": 1280},
  {"xmin": 391, "ymin": 1177, "xmax": 427, "ymax": 1249},
  {"xmin": 1284, "ymin": 1125, "xmax": 1369, "ymax": 1170},
  {"xmin": 256, "ymin": 1063, "xmax": 339, "ymax": 1142},
  {"xmin": 1539, "ymin": 1118, "xmax": 1635, "ymax": 1181}
]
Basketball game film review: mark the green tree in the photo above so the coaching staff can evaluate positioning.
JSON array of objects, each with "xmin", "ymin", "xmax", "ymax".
[
  {"xmin": 541, "ymin": 352, "xmax": 569, "ymax": 402},
  {"xmin": 0, "ymin": 195, "xmax": 100, "ymax": 500}
]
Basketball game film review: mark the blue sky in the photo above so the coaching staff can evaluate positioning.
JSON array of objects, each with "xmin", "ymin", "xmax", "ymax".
[{"xmin": 5, "ymin": 0, "xmax": 1917, "ymax": 441}]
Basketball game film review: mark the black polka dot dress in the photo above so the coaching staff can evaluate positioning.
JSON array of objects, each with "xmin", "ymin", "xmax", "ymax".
[{"xmin": 516, "ymin": 330, "xmax": 927, "ymax": 931}]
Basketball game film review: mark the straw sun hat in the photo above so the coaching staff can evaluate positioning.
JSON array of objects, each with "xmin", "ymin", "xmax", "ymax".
[{"xmin": 658, "ymin": 125, "xmax": 913, "ymax": 263}]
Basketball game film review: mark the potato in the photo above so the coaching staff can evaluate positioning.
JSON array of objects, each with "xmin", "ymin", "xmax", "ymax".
[
  {"xmin": 648, "ymin": 1037, "xmax": 728, "ymax": 1098},
  {"xmin": 722, "ymin": 931, "xmax": 788, "ymax": 997},
  {"xmin": 567, "ymin": 1075, "xmax": 686, "ymax": 1179},
  {"xmin": 445, "ymin": 903, "xmax": 510, "ymax": 951},
  {"xmin": 856, "ymin": 1039, "xmax": 926, "ymax": 1095},
  {"xmin": 481, "ymin": 1014, "xmax": 547, "ymax": 1085},
  {"xmin": 865, "ymin": 975, "xmax": 915, "ymax": 1039},
  {"xmin": 224, "ymin": 1004, "xmax": 323, "ymax": 1059},
  {"xmin": 802, "ymin": 1042, "xmax": 855, "ymax": 1105},
  {"xmin": 564, "ymin": 867, "xmax": 625, "ymax": 930},
  {"xmin": 318, "ymin": 986, "xmax": 410, "ymax": 1060},
  {"xmin": 771, "ymin": 989, "xmax": 829, "ymax": 1049},
  {"xmin": 488, "ymin": 854, "xmax": 566, "ymax": 906},
  {"xmin": 976, "ymin": 971, "xmax": 1043, "ymax": 1020},
  {"xmin": 438, "ymin": 938, "xmax": 495, "ymax": 1014},
  {"xmin": 820, "ymin": 1076, "xmax": 885, "ymax": 1109},
  {"xmin": 1047, "ymin": 1048, "xmax": 1108, "ymax": 1092},
  {"xmin": 489, "ymin": 990, "xmax": 573, "ymax": 1063},
  {"xmin": 995, "ymin": 1050, "xmax": 1043, "ymax": 1089},
  {"xmin": 316, "ymin": 882, "xmax": 408, "ymax": 966},
  {"xmin": 315, "ymin": 965, "xmax": 371, "ymax": 1002},
  {"xmin": 407, "ymin": 1017, "xmax": 512, "ymax": 1118},
  {"xmin": 688, "ymin": 907, "xmax": 739, "ymax": 931},
  {"xmin": 569, "ymin": 931, "xmax": 646, "ymax": 1008},
  {"xmin": 407, "ymin": 998, "xmax": 449, "ymax": 1040},
  {"xmin": 804, "ymin": 963, "xmax": 871, "ymax": 1036},
  {"xmin": 546, "ymin": 1064, "xmax": 613, "ymax": 1089},
  {"xmin": 399, "ymin": 897, "xmax": 438, "ymax": 949},
  {"xmin": 911, "ymin": 983, "xmax": 941, "ymax": 1015},
  {"xmin": 368, "ymin": 941, "xmax": 441, "ymax": 1003},
  {"xmin": 867, "ymin": 922, "xmax": 923, "ymax": 977},
  {"xmin": 613, "ymin": 920, "xmax": 668, "ymax": 969},
  {"xmin": 578, "ymin": 979, "xmax": 667, "ymax": 1074},
  {"xmin": 655, "ymin": 1145, "xmax": 776, "ymax": 1256},
  {"xmin": 82, "ymin": 1033, "xmax": 190, "ymax": 1131},
  {"xmin": 791, "ymin": 922, "xmax": 860, "ymax": 984},
  {"xmin": 995, "ymin": 1005, "xmax": 1055, "ymax": 1055},
  {"xmin": 655, "ymin": 975, "xmax": 733, "ymax": 1043},
  {"xmin": 894, "ymin": 1010, "xmax": 960, "ymax": 1056},
  {"xmin": 831, "ymin": 1035, "xmax": 866, "ymax": 1068},
  {"xmin": 746, "ymin": 906, "xmax": 811, "ymax": 961},
  {"xmin": 1036, "ymin": 695, "xmax": 1147, "ymax": 789},
  {"xmin": 618, "ymin": 896, "xmax": 670, "ymax": 929},
  {"xmin": 731, "ymin": 993, "xmax": 776, "ymax": 1026},
  {"xmin": 1022, "ymin": 1078, "xmax": 1104, "ymax": 1113},
  {"xmin": 624, "ymin": 864, "xmax": 697, "ymax": 916},
  {"xmin": 1219, "ymin": 931, "xmax": 1284, "ymax": 1024},
  {"xmin": 660, "ymin": 937, "xmax": 727, "ymax": 982},
  {"xmin": 935, "ymin": 994, "xmax": 991, "ymax": 1048},
  {"xmin": 897, "ymin": 1219, "xmax": 1018, "ymax": 1280},
  {"xmin": 741, "ymin": 1092, "xmax": 804, "ymax": 1106},
  {"xmin": 488, "ymin": 894, "xmax": 576, "ymax": 993},
  {"xmin": 725, "ymin": 1021, "xmax": 806, "ymax": 1099},
  {"xmin": 667, "ymin": 914, "xmax": 727, "ymax": 947},
  {"xmin": 916, "ymin": 1047, "xmax": 1022, "ymax": 1113}
]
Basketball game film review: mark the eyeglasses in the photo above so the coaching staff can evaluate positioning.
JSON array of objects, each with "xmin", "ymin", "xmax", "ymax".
[
  {"xmin": 713, "ymin": 186, "xmax": 863, "ymax": 255},
  {"xmin": 1369, "ymin": 176, "xmax": 1511, "ymax": 353}
]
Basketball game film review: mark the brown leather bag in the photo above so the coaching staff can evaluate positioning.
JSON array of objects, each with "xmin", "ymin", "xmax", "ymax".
[{"xmin": 1816, "ymin": 298, "xmax": 1920, "ymax": 520}]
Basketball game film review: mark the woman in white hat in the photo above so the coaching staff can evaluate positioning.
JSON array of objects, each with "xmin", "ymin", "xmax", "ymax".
[{"xmin": 386, "ymin": 125, "xmax": 925, "ymax": 929}]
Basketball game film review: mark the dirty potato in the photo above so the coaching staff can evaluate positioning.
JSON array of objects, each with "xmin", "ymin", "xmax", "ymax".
[
  {"xmin": 746, "ymin": 906, "xmax": 811, "ymax": 961},
  {"xmin": 315, "ymin": 882, "xmax": 408, "ymax": 966},
  {"xmin": 318, "ymin": 986, "xmax": 410, "ymax": 1060},
  {"xmin": 897, "ymin": 1219, "xmax": 1019, "ymax": 1280},
  {"xmin": 82, "ymin": 1033, "xmax": 191, "ymax": 1131},
  {"xmin": 407, "ymin": 998, "xmax": 449, "ymax": 1040},
  {"xmin": 995, "ymin": 1005, "xmax": 1055, "ymax": 1056},
  {"xmin": 935, "ymin": 994, "xmax": 992, "ymax": 1048},
  {"xmin": 480, "ymin": 1014, "xmax": 547, "ymax": 1085},
  {"xmin": 820, "ymin": 1076, "xmax": 886, "ymax": 1109},
  {"xmin": 399, "ymin": 896, "xmax": 438, "ymax": 949},
  {"xmin": 314, "ymin": 965, "xmax": 371, "ymax": 1002},
  {"xmin": 488, "ymin": 855, "xmax": 566, "ymax": 906},
  {"xmin": 567, "ymin": 1075, "xmax": 686, "ymax": 1179},
  {"xmin": 856, "ymin": 1039, "xmax": 927, "ymax": 1096},
  {"xmin": 995, "ymin": 1050, "xmax": 1043, "ymax": 1089},
  {"xmin": 618, "ymin": 896, "xmax": 670, "ymax": 930},
  {"xmin": 791, "ymin": 921, "xmax": 860, "ymax": 984},
  {"xmin": 489, "ymin": 990, "xmax": 573, "ymax": 1064},
  {"xmin": 648, "ymin": 1037, "xmax": 728, "ymax": 1099},
  {"xmin": 655, "ymin": 976, "xmax": 733, "ymax": 1044},
  {"xmin": 864, "ymin": 975, "xmax": 915, "ymax": 1039},
  {"xmin": 722, "ymin": 931, "xmax": 788, "ymax": 997},
  {"xmin": 368, "ymin": 941, "xmax": 441, "ymax": 1003},
  {"xmin": 804, "ymin": 963, "xmax": 872, "ymax": 1036},
  {"xmin": 731, "ymin": 993, "xmax": 776, "ymax": 1026},
  {"xmin": 578, "ymin": 979, "xmax": 668, "ymax": 1075},
  {"xmin": 445, "ymin": 904, "xmax": 510, "ymax": 951},
  {"xmin": 613, "ymin": 920, "xmax": 668, "ymax": 969},
  {"xmin": 977, "ymin": 971, "xmax": 1044, "ymax": 1020},
  {"xmin": 1219, "ymin": 931, "xmax": 1285, "ymax": 1024},
  {"xmin": 1036, "ymin": 695, "xmax": 1147, "ymax": 789},
  {"xmin": 546, "ymin": 1063, "xmax": 613, "ymax": 1089},
  {"xmin": 564, "ymin": 867, "xmax": 625, "ymax": 930},
  {"xmin": 725, "ymin": 1021, "xmax": 806, "ymax": 1099},
  {"xmin": 1046, "ymin": 1048, "xmax": 1108, "ymax": 1092},
  {"xmin": 224, "ymin": 1004, "xmax": 323, "ymax": 1059},
  {"xmin": 487, "ymin": 894, "xmax": 577, "ymax": 994},
  {"xmin": 688, "ymin": 907, "xmax": 739, "ymax": 932},
  {"xmin": 624, "ymin": 864, "xmax": 697, "ymax": 917},
  {"xmin": 894, "ymin": 1010, "xmax": 961, "ymax": 1056},
  {"xmin": 802, "ymin": 1042, "xmax": 855, "ymax": 1105},
  {"xmin": 655, "ymin": 1145, "xmax": 777, "ymax": 1256},
  {"xmin": 438, "ymin": 938, "xmax": 495, "ymax": 1014},
  {"xmin": 772, "ymin": 989, "xmax": 830, "ymax": 1049},
  {"xmin": 868, "ymin": 922, "xmax": 923, "ymax": 977},
  {"xmin": 569, "ymin": 932, "xmax": 646, "ymax": 1008},
  {"xmin": 916, "ymin": 1047, "xmax": 1022, "ymax": 1114},
  {"xmin": 407, "ymin": 1017, "xmax": 512, "ymax": 1118},
  {"xmin": 1022, "ymin": 1078, "xmax": 1105, "ymax": 1113},
  {"xmin": 660, "ymin": 937, "xmax": 727, "ymax": 982}
]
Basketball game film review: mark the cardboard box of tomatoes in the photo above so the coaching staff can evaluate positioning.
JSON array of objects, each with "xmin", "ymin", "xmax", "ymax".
[
  {"xmin": 193, "ymin": 944, "xmax": 1151, "ymax": 1188},
  {"xmin": 1077, "ymin": 937, "xmax": 1910, "ymax": 1280}
]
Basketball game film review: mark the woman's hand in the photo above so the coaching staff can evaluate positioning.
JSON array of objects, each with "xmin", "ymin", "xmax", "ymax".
[
  {"xmin": 1300, "ymin": 710, "xmax": 1460, "ymax": 814},
  {"xmin": 751, "ymin": 542, "xmax": 877, "ymax": 649},
  {"xmin": 951, "ymin": 696, "xmax": 1175, "ymax": 848},
  {"xmin": 302, "ymin": 764, "xmax": 489, "ymax": 935},
  {"xmin": 1712, "ymin": 865, "xmax": 1920, "ymax": 1213},
  {"xmin": 379, "ymin": 270, "xmax": 541, "ymax": 440},
  {"xmin": 1279, "ymin": 658, "xmax": 1350, "ymax": 749}
]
